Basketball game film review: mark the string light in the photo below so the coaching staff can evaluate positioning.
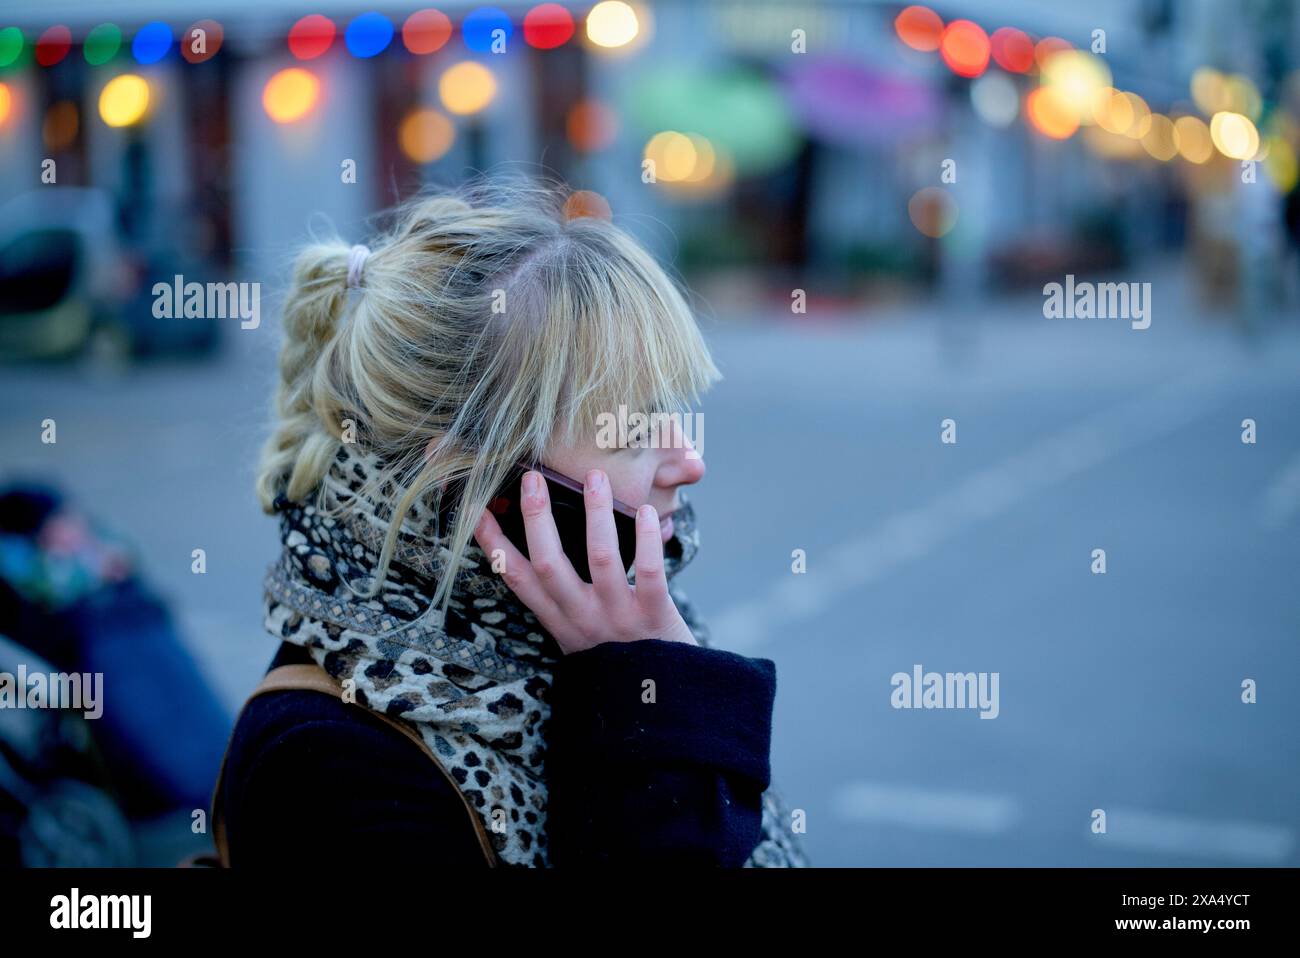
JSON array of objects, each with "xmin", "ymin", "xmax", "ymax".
[
  {"xmin": 345, "ymin": 12, "xmax": 394, "ymax": 58},
  {"xmin": 263, "ymin": 67, "xmax": 320, "ymax": 123},
  {"xmin": 289, "ymin": 15, "xmax": 335, "ymax": 60},
  {"xmin": 402, "ymin": 9, "xmax": 452, "ymax": 54},
  {"xmin": 462, "ymin": 7, "xmax": 512, "ymax": 53},
  {"xmin": 99, "ymin": 73, "xmax": 150, "ymax": 127},
  {"xmin": 131, "ymin": 21, "xmax": 172, "ymax": 65}
]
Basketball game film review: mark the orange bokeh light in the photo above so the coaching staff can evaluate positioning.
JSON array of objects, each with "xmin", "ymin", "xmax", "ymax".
[
  {"xmin": 1026, "ymin": 86, "xmax": 1079, "ymax": 139},
  {"xmin": 940, "ymin": 20, "xmax": 990, "ymax": 78},
  {"xmin": 894, "ymin": 5, "xmax": 943, "ymax": 52},
  {"xmin": 566, "ymin": 99, "xmax": 618, "ymax": 152}
]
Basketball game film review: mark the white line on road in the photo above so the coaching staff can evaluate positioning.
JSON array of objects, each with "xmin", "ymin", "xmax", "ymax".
[
  {"xmin": 710, "ymin": 373, "xmax": 1228, "ymax": 654},
  {"xmin": 1099, "ymin": 805, "xmax": 1295, "ymax": 863},
  {"xmin": 832, "ymin": 781, "xmax": 1020, "ymax": 835},
  {"xmin": 832, "ymin": 782, "xmax": 1294, "ymax": 862}
]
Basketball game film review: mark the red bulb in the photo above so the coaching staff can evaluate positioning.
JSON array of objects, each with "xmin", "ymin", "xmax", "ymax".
[
  {"xmin": 524, "ymin": 3, "xmax": 574, "ymax": 50},
  {"xmin": 288, "ymin": 14, "xmax": 335, "ymax": 61},
  {"xmin": 36, "ymin": 25, "xmax": 72, "ymax": 67}
]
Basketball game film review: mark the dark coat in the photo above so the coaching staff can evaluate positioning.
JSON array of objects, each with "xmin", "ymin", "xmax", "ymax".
[{"xmin": 215, "ymin": 637, "xmax": 778, "ymax": 866}]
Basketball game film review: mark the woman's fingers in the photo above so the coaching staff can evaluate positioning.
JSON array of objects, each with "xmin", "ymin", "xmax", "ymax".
[
  {"xmin": 519, "ymin": 470, "xmax": 585, "ymax": 610},
  {"xmin": 631, "ymin": 504, "xmax": 672, "ymax": 614},
  {"xmin": 472, "ymin": 506, "xmax": 564, "ymax": 624},
  {"xmin": 583, "ymin": 469, "xmax": 631, "ymax": 606}
]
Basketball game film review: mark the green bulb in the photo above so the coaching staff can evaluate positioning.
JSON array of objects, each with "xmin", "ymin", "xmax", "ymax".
[
  {"xmin": 84, "ymin": 23, "xmax": 122, "ymax": 66},
  {"xmin": 0, "ymin": 27, "xmax": 24, "ymax": 69}
]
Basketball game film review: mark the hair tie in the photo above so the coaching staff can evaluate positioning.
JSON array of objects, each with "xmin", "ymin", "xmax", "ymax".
[{"xmin": 346, "ymin": 244, "xmax": 371, "ymax": 289}]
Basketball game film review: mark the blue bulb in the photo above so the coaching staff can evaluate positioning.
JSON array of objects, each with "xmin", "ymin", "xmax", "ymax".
[
  {"xmin": 462, "ymin": 7, "xmax": 513, "ymax": 54},
  {"xmin": 345, "ymin": 12, "xmax": 394, "ymax": 58},
  {"xmin": 132, "ymin": 21, "xmax": 172, "ymax": 64}
]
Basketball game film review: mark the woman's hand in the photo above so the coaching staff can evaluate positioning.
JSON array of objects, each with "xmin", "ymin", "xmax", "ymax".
[{"xmin": 472, "ymin": 468, "xmax": 697, "ymax": 655}]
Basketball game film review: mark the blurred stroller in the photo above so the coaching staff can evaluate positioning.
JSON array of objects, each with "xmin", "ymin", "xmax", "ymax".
[{"xmin": 0, "ymin": 483, "xmax": 232, "ymax": 866}]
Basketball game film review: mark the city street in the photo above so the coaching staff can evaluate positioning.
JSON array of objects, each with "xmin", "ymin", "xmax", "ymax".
[{"xmin": 3, "ymin": 270, "xmax": 1297, "ymax": 866}]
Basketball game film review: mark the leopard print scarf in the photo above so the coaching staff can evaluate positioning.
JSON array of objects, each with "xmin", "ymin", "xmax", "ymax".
[{"xmin": 262, "ymin": 442, "xmax": 809, "ymax": 867}]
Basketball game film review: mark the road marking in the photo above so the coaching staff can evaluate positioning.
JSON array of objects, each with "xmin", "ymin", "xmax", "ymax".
[
  {"xmin": 831, "ymin": 783, "xmax": 1294, "ymax": 862},
  {"xmin": 710, "ymin": 373, "xmax": 1227, "ymax": 654},
  {"xmin": 1099, "ymin": 806, "xmax": 1295, "ymax": 863},
  {"xmin": 832, "ymin": 781, "xmax": 1020, "ymax": 834}
]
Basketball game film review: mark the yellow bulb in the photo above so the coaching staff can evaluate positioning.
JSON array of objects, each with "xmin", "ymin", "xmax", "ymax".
[
  {"xmin": 644, "ymin": 131, "xmax": 696, "ymax": 182},
  {"xmin": 1140, "ymin": 114, "xmax": 1179, "ymax": 162},
  {"xmin": 99, "ymin": 74, "xmax": 150, "ymax": 128},
  {"xmin": 439, "ymin": 62, "xmax": 496, "ymax": 116},
  {"xmin": 0, "ymin": 83, "xmax": 11, "ymax": 127},
  {"xmin": 1121, "ymin": 92, "xmax": 1152, "ymax": 139},
  {"xmin": 587, "ymin": 1, "xmax": 639, "ymax": 48},
  {"xmin": 263, "ymin": 68, "xmax": 319, "ymax": 124},
  {"xmin": 1092, "ymin": 88, "xmax": 1134, "ymax": 136},
  {"xmin": 1210, "ymin": 111, "xmax": 1260, "ymax": 160},
  {"xmin": 1173, "ymin": 115, "xmax": 1213, "ymax": 164}
]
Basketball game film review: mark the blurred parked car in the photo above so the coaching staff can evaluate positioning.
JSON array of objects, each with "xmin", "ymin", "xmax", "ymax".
[{"xmin": 0, "ymin": 188, "xmax": 220, "ymax": 362}]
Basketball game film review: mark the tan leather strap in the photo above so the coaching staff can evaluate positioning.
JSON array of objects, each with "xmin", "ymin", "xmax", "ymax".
[{"xmin": 210, "ymin": 662, "xmax": 499, "ymax": 868}]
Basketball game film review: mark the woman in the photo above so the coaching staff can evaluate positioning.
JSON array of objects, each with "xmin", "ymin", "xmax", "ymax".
[{"xmin": 213, "ymin": 178, "xmax": 809, "ymax": 867}]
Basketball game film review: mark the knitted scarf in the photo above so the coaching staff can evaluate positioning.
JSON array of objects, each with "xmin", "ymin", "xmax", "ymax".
[{"xmin": 262, "ymin": 442, "xmax": 809, "ymax": 867}]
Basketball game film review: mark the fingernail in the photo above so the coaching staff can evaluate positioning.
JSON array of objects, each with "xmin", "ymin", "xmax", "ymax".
[
  {"xmin": 524, "ymin": 471, "xmax": 539, "ymax": 496},
  {"xmin": 586, "ymin": 469, "xmax": 602, "ymax": 492},
  {"xmin": 638, "ymin": 504, "xmax": 655, "ymax": 522}
]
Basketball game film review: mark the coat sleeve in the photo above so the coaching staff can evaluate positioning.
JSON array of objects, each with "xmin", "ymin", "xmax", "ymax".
[
  {"xmin": 544, "ymin": 637, "xmax": 777, "ymax": 866},
  {"xmin": 220, "ymin": 693, "xmax": 492, "ymax": 868}
]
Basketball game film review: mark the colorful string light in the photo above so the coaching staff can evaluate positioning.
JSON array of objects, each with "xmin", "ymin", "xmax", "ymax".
[
  {"xmin": 180, "ymin": 19, "xmax": 224, "ymax": 64},
  {"xmin": 402, "ymin": 9, "xmax": 452, "ymax": 55},
  {"xmin": 0, "ymin": 27, "xmax": 22, "ymax": 69},
  {"xmin": 84, "ymin": 24, "xmax": 122, "ymax": 66},
  {"xmin": 131, "ymin": 21, "xmax": 172, "ymax": 65},
  {"xmin": 289, "ymin": 15, "xmax": 336, "ymax": 60},
  {"xmin": 462, "ymin": 7, "xmax": 513, "ymax": 53},
  {"xmin": 524, "ymin": 4, "xmax": 575, "ymax": 50},
  {"xmin": 35, "ymin": 25, "xmax": 71, "ymax": 67},
  {"xmin": 345, "ymin": 12, "xmax": 394, "ymax": 58}
]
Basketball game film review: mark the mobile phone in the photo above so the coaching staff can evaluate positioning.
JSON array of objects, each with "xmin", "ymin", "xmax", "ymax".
[{"xmin": 476, "ymin": 462, "xmax": 642, "ymax": 583}]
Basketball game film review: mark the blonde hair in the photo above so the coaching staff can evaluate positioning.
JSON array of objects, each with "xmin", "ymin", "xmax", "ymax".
[{"xmin": 256, "ymin": 175, "xmax": 723, "ymax": 615}]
